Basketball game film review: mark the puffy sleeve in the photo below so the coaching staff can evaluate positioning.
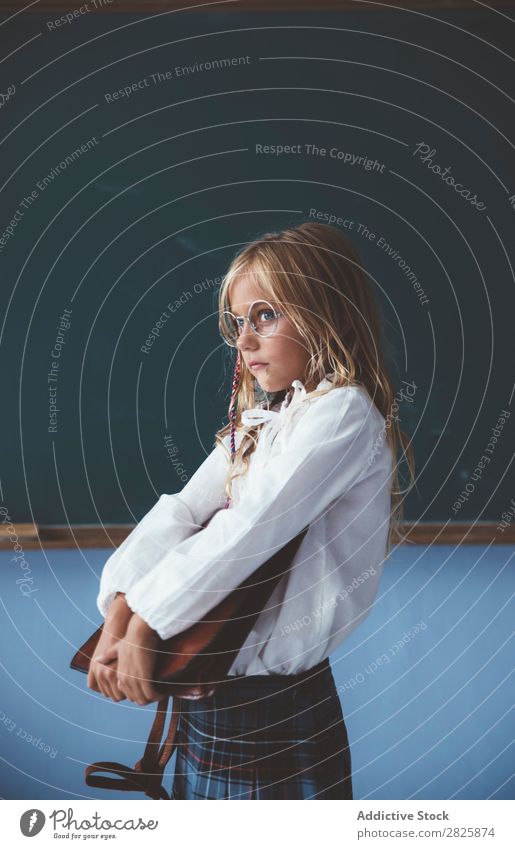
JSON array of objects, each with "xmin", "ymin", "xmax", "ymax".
[
  {"xmin": 96, "ymin": 442, "xmax": 230, "ymax": 619},
  {"xmin": 124, "ymin": 387, "xmax": 376, "ymax": 640}
]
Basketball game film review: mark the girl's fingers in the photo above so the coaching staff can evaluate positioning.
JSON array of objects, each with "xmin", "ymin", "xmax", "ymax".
[
  {"xmin": 111, "ymin": 679, "xmax": 126, "ymax": 701},
  {"xmin": 93, "ymin": 664, "xmax": 118, "ymax": 701},
  {"xmin": 129, "ymin": 679, "xmax": 148, "ymax": 706},
  {"xmin": 133, "ymin": 685, "xmax": 147, "ymax": 705},
  {"xmin": 103, "ymin": 676, "xmax": 117, "ymax": 702},
  {"xmin": 117, "ymin": 676, "xmax": 135, "ymax": 704},
  {"xmin": 143, "ymin": 684, "xmax": 160, "ymax": 703},
  {"xmin": 138, "ymin": 675, "xmax": 157, "ymax": 704},
  {"xmin": 87, "ymin": 656, "xmax": 126, "ymax": 701},
  {"xmin": 110, "ymin": 684, "xmax": 126, "ymax": 702},
  {"xmin": 101, "ymin": 669, "xmax": 126, "ymax": 702},
  {"xmin": 87, "ymin": 666, "xmax": 102, "ymax": 694},
  {"xmin": 92, "ymin": 663, "xmax": 110, "ymax": 698},
  {"xmin": 99, "ymin": 680, "xmax": 112, "ymax": 699},
  {"xmin": 112, "ymin": 678, "xmax": 127, "ymax": 701},
  {"xmin": 122, "ymin": 670, "xmax": 149, "ymax": 704}
]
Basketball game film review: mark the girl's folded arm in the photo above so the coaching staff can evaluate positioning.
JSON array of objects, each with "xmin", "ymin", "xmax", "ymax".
[
  {"xmin": 124, "ymin": 388, "xmax": 376, "ymax": 640},
  {"xmin": 96, "ymin": 442, "xmax": 229, "ymax": 619}
]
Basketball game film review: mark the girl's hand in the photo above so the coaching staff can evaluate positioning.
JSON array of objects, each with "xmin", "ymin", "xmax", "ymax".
[
  {"xmin": 96, "ymin": 614, "xmax": 162, "ymax": 706},
  {"xmin": 87, "ymin": 593, "xmax": 132, "ymax": 702}
]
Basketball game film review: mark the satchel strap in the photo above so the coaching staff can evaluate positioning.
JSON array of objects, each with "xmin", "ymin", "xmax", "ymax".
[{"xmin": 85, "ymin": 696, "xmax": 180, "ymax": 800}]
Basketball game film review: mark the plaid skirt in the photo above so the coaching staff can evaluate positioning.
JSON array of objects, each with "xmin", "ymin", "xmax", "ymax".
[{"xmin": 170, "ymin": 658, "xmax": 353, "ymax": 800}]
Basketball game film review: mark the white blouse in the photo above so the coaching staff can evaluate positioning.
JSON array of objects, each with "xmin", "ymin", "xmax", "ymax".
[{"xmin": 97, "ymin": 374, "xmax": 394, "ymax": 676}]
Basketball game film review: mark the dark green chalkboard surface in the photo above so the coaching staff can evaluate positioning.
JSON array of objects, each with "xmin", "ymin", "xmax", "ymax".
[{"xmin": 1, "ymin": 3, "xmax": 513, "ymax": 524}]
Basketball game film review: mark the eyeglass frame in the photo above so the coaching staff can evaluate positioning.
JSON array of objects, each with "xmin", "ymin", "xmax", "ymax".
[{"xmin": 219, "ymin": 299, "xmax": 285, "ymax": 347}]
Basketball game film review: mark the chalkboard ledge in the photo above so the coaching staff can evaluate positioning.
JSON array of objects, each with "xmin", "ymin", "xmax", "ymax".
[{"xmin": 0, "ymin": 522, "xmax": 513, "ymax": 549}]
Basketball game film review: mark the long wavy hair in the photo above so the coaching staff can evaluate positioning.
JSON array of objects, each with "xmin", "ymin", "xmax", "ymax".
[{"xmin": 214, "ymin": 221, "xmax": 415, "ymax": 552}]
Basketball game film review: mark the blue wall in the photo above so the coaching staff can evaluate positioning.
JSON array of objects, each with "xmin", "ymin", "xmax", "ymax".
[{"xmin": 0, "ymin": 543, "xmax": 513, "ymax": 800}]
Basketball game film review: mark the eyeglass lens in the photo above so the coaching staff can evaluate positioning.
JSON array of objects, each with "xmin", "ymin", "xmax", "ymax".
[{"xmin": 220, "ymin": 300, "xmax": 278, "ymax": 345}]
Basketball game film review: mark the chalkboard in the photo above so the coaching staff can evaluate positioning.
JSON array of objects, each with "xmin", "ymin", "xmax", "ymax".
[{"xmin": 1, "ymin": 4, "xmax": 513, "ymax": 524}]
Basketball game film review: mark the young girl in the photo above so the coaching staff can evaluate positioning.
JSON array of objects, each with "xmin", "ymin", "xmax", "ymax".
[{"xmin": 88, "ymin": 221, "xmax": 415, "ymax": 800}]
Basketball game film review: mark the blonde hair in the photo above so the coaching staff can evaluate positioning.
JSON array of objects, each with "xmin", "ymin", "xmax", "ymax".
[{"xmin": 215, "ymin": 221, "xmax": 415, "ymax": 553}]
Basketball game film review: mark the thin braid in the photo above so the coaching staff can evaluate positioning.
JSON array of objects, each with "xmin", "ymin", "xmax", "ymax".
[{"xmin": 224, "ymin": 351, "xmax": 241, "ymax": 508}]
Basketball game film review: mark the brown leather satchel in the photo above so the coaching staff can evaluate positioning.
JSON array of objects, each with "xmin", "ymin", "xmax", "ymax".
[{"xmin": 70, "ymin": 525, "xmax": 309, "ymax": 800}]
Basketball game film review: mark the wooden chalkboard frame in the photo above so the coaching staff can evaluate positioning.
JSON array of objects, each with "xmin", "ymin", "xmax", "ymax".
[{"xmin": 0, "ymin": 522, "xmax": 513, "ymax": 547}]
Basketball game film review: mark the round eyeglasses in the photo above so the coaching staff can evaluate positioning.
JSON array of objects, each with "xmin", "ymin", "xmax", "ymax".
[{"xmin": 219, "ymin": 299, "xmax": 284, "ymax": 347}]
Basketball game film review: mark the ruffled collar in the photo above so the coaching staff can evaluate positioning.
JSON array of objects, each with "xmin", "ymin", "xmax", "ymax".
[{"xmin": 241, "ymin": 372, "xmax": 335, "ymax": 427}]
